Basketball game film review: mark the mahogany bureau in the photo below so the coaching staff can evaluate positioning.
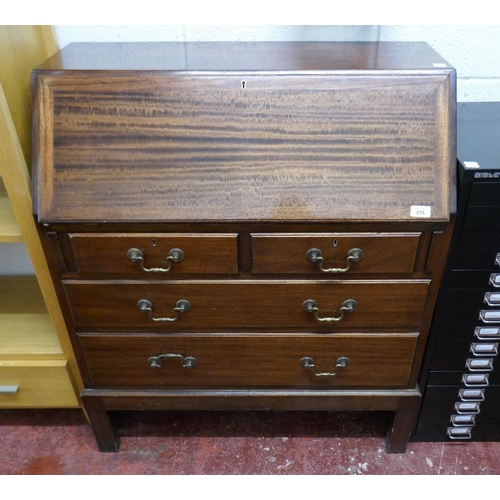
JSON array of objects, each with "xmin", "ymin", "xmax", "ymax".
[{"xmin": 32, "ymin": 42, "xmax": 456, "ymax": 453}]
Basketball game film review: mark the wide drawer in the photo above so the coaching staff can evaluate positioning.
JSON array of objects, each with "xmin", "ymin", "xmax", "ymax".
[
  {"xmin": 0, "ymin": 361, "xmax": 79, "ymax": 408},
  {"xmin": 67, "ymin": 233, "xmax": 239, "ymax": 275},
  {"xmin": 64, "ymin": 280, "xmax": 429, "ymax": 332},
  {"xmin": 78, "ymin": 333, "xmax": 418, "ymax": 389},
  {"xmin": 251, "ymin": 233, "xmax": 420, "ymax": 274}
]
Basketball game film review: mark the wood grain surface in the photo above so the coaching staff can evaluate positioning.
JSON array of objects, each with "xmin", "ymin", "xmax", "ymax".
[
  {"xmin": 69, "ymin": 233, "xmax": 239, "ymax": 274},
  {"xmin": 35, "ymin": 42, "xmax": 452, "ymax": 72},
  {"xmin": 33, "ymin": 69, "xmax": 454, "ymax": 223},
  {"xmin": 63, "ymin": 279, "xmax": 429, "ymax": 331},
  {"xmin": 78, "ymin": 333, "xmax": 418, "ymax": 388},
  {"xmin": 251, "ymin": 232, "xmax": 421, "ymax": 274}
]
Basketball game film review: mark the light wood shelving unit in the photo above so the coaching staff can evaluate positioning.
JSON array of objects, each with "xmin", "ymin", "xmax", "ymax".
[{"xmin": 0, "ymin": 26, "xmax": 82, "ymax": 408}]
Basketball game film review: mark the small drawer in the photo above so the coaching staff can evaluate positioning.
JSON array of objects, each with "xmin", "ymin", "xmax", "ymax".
[
  {"xmin": 78, "ymin": 333, "xmax": 418, "ymax": 389},
  {"xmin": 251, "ymin": 233, "xmax": 420, "ymax": 274},
  {"xmin": 458, "ymin": 231, "xmax": 500, "ymax": 250},
  {"xmin": 67, "ymin": 233, "xmax": 239, "ymax": 275},
  {"xmin": 0, "ymin": 361, "xmax": 79, "ymax": 408},
  {"xmin": 64, "ymin": 279, "xmax": 429, "ymax": 332},
  {"xmin": 468, "ymin": 182, "xmax": 500, "ymax": 207},
  {"xmin": 463, "ymin": 207, "xmax": 500, "ymax": 231},
  {"xmin": 454, "ymin": 249, "xmax": 500, "ymax": 271}
]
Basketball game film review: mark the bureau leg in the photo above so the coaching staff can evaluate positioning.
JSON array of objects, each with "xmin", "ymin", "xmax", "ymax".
[
  {"xmin": 81, "ymin": 395, "xmax": 120, "ymax": 452},
  {"xmin": 385, "ymin": 398, "xmax": 420, "ymax": 454}
]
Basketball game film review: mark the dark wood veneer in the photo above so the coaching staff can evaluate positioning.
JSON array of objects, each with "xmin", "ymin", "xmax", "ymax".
[{"xmin": 32, "ymin": 42, "xmax": 456, "ymax": 454}]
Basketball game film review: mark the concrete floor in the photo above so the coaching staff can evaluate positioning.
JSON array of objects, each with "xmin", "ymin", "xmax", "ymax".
[{"xmin": 1, "ymin": 409, "xmax": 499, "ymax": 474}]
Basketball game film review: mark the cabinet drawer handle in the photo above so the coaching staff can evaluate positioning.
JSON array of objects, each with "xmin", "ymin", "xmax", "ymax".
[
  {"xmin": 447, "ymin": 427, "xmax": 472, "ymax": 440},
  {"xmin": 0, "ymin": 386, "xmax": 19, "ymax": 394},
  {"xmin": 465, "ymin": 358, "xmax": 494, "ymax": 371},
  {"xmin": 484, "ymin": 292, "xmax": 500, "ymax": 307},
  {"xmin": 300, "ymin": 356, "xmax": 350, "ymax": 377},
  {"xmin": 454, "ymin": 401, "xmax": 481, "ymax": 415},
  {"xmin": 148, "ymin": 353, "xmax": 197, "ymax": 369},
  {"xmin": 489, "ymin": 274, "xmax": 500, "ymax": 288},
  {"xmin": 306, "ymin": 248, "xmax": 363, "ymax": 273},
  {"xmin": 137, "ymin": 299, "xmax": 191, "ymax": 322},
  {"xmin": 475, "ymin": 326, "xmax": 500, "ymax": 340},
  {"xmin": 462, "ymin": 373, "xmax": 489, "ymax": 387},
  {"xmin": 470, "ymin": 342, "xmax": 498, "ymax": 356},
  {"xmin": 127, "ymin": 247, "xmax": 184, "ymax": 272},
  {"xmin": 303, "ymin": 299, "xmax": 357, "ymax": 322},
  {"xmin": 479, "ymin": 310, "xmax": 500, "ymax": 323}
]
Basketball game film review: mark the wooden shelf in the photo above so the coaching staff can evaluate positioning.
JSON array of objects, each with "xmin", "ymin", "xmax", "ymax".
[
  {"xmin": 0, "ymin": 179, "xmax": 23, "ymax": 242},
  {"xmin": 0, "ymin": 26, "xmax": 82, "ymax": 408},
  {"xmin": 0, "ymin": 276, "xmax": 64, "ymax": 360}
]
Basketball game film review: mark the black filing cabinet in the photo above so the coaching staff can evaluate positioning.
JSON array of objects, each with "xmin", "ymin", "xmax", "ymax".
[{"xmin": 413, "ymin": 102, "xmax": 500, "ymax": 442}]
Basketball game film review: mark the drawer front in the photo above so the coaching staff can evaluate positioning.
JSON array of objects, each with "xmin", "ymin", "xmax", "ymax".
[
  {"xmin": 68, "ymin": 233, "xmax": 239, "ymax": 275},
  {"xmin": 64, "ymin": 280, "xmax": 429, "ymax": 331},
  {"xmin": 78, "ymin": 333, "xmax": 418, "ymax": 388},
  {"xmin": 463, "ymin": 207, "xmax": 500, "ymax": 231},
  {"xmin": 251, "ymin": 233, "xmax": 420, "ymax": 274},
  {"xmin": 427, "ymin": 371, "xmax": 500, "ymax": 386},
  {"xmin": 454, "ymin": 248, "xmax": 500, "ymax": 270},
  {"xmin": 468, "ymin": 182, "xmax": 500, "ymax": 207},
  {"xmin": 418, "ymin": 386, "xmax": 500, "ymax": 424},
  {"xmin": 35, "ymin": 73, "xmax": 452, "ymax": 223},
  {"xmin": 0, "ymin": 361, "xmax": 79, "ymax": 408},
  {"xmin": 458, "ymin": 231, "xmax": 500, "ymax": 250}
]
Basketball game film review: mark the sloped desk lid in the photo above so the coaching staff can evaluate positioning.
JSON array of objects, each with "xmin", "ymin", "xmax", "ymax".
[{"xmin": 32, "ymin": 42, "xmax": 456, "ymax": 224}]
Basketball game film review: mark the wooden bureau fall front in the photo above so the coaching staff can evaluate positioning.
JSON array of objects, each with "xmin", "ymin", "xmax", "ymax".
[{"xmin": 32, "ymin": 42, "xmax": 457, "ymax": 452}]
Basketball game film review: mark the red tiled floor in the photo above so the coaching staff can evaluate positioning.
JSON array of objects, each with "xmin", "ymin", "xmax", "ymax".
[{"xmin": 1, "ymin": 409, "xmax": 499, "ymax": 474}]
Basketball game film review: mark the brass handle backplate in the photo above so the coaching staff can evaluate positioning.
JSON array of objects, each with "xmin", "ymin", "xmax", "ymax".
[
  {"xmin": 300, "ymin": 356, "xmax": 350, "ymax": 377},
  {"xmin": 303, "ymin": 298, "xmax": 357, "ymax": 323},
  {"xmin": 127, "ymin": 247, "xmax": 184, "ymax": 272},
  {"xmin": 148, "ymin": 353, "xmax": 197, "ymax": 369},
  {"xmin": 137, "ymin": 299, "xmax": 191, "ymax": 322},
  {"xmin": 306, "ymin": 247, "xmax": 363, "ymax": 273}
]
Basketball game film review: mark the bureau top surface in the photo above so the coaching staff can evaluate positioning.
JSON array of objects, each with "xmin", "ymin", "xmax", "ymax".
[{"xmin": 35, "ymin": 42, "xmax": 451, "ymax": 73}]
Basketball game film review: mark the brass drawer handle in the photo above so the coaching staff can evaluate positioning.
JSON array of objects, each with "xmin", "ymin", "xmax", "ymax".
[
  {"xmin": 127, "ymin": 247, "xmax": 184, "ymax": 272},
  {"xmin": 303, "ymin": 298, "xmax": 357, "ymax": 322},
  {"xmin": 137, "ymin": 299, "xmax": 191, "ymax": 322},
  {"xmin": 306, "ymin": 247, "xmax": 363, "ymax": 273},
  {"xmin": 148, "ymin": 353, "xmax": 197, "ymax": 369},
  {"xmin": 300, "ymin": 356, "xmax": 350, "ymax": 377}
]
